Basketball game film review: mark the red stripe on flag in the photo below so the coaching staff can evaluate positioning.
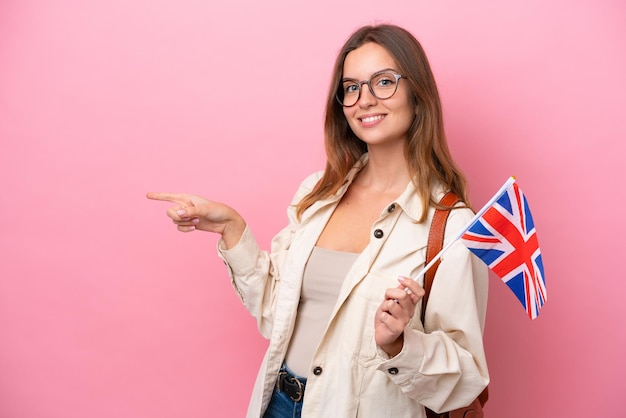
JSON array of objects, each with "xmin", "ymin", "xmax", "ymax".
[{"xmin": 480, "ymin": 206, "xmax": 540, "ymax": 284}]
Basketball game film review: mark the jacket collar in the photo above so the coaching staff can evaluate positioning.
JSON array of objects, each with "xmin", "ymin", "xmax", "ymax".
[{"xmin": 302, "ymin": 153, "xmax": 444, "ymax": 224}]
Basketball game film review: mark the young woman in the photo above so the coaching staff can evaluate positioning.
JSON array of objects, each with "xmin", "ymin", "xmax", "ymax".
[{"xmin": 148, "ymin": 24, "xmax": 489, "ymax": 418}]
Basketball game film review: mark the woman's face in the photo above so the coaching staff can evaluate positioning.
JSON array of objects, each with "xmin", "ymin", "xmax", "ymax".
[{"xmin": 341, "ymin": 42, "xmax": 415, "ymax": 148}]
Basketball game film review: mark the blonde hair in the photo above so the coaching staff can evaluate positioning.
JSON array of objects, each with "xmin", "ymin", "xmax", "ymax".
[{"xmin": 296, "ymin": 24, "xmax": 469, "ymax": 222}]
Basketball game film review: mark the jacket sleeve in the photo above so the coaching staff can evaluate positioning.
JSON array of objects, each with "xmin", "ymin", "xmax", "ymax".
[
  {"xmin": 375, "ymin": 207, "xmax": 490, "ymax": 413},
  {"xmin": 216, "ymin": 171, "xmax": 322, "ymax": 339}
]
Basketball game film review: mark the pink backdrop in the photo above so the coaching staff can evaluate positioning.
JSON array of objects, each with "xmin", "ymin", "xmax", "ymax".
[{"xmin": 1, "ymin": 1, "xmax": 625, "ymax": 417}]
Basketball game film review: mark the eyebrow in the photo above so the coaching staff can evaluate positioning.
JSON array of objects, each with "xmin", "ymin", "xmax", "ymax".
[{"xmin": 341, "ymin": 68, "xmax": 398, "ymax": 82}]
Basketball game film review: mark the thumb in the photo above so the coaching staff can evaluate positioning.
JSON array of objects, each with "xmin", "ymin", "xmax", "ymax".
[{"xmin": 174, "ymin": 206, "xmax": 198, "ymax": 219}]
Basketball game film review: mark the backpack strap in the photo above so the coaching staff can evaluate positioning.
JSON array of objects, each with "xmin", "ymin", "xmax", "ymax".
[
  {"xmin": 421, "ymin": 191, "xmax": 490, "ymax": 418},
  {"xmin": 421, "ymin": 191, "xmax": 462, "ymax": 324}
]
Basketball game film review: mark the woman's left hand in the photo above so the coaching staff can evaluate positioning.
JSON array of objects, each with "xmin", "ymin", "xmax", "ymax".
[{"xmin": 374, "ymin": 277, "xmax": 425, "ymax": 357}]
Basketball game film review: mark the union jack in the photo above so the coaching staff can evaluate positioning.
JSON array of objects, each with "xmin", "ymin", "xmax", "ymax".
[{"xmin": 461, "ymin": 181, "xmax": 547, "ymax": 319}]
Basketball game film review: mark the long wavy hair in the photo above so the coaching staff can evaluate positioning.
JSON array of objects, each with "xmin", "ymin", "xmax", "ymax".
[{"xmin": 295, "ymin": 24, "xmax": 469, "ymax": 222}]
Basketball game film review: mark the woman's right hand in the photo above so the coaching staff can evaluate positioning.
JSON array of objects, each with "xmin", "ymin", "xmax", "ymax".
[{"xmin": 146, "ymin": 192, "xmax": 246, "ymax": 249}]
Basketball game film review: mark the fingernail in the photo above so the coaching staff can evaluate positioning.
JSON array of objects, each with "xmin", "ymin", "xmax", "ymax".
[
  {"xmin": 192, "ymin": 218, "xmax": 199, "ymax": 224},
  {"xmin": 177, "ymin": 209, "xmax": 186, "ymax": 216},
  {"xmin": 397, "ymin": 276, "xmax": 407, "ymax": 283}
]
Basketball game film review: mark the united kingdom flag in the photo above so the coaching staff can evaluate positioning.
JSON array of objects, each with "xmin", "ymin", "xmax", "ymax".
[{"xmin": 461, "ymin": 181, "xmax": 547, "ymax": 319}]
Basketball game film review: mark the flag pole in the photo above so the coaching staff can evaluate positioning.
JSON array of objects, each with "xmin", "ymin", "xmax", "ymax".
[{"xmin": 409, "ymin": 176, "xmax": 517, "ymax": 283}]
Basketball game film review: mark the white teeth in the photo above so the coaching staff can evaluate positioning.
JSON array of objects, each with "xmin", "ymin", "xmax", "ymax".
[{"xmin": 361, "ymin": 115, "xmax": 384, "ymax": 123}]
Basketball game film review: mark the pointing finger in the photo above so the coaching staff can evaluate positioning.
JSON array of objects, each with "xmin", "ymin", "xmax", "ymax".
[{"xmin": 146, "ymin": 192, "xmax": 188, "ymax": 203}]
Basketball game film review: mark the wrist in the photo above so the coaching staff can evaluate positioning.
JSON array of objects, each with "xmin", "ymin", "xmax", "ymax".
[
  {"xmin": 381, "ymin": 333, "xmax": 404, "ymax": 358},
  {"xmin": 221, "ymin": 216, "xmax": 246, "ymax": 249}
]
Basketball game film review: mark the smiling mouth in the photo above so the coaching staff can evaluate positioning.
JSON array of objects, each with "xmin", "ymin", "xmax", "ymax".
[{"xmin": 360, "ymin": 115, "xmax": 385, "ymax": 123}]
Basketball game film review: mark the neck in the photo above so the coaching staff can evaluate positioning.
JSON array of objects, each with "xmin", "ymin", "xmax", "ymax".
[{"xmin": 357, "ymin": 146, "xmax": 411, "ymax": 194}]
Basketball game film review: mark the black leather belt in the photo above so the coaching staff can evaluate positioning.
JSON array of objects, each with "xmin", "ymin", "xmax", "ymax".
[{"xmin": 276, "ymin": 370, "xmax": 305, "ymax": 402}]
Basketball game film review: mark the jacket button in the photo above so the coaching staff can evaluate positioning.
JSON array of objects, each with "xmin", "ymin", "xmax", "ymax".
[
  {"xmin": 387, "ymin": 204, "xmax": 396, "ymax": 213},
  {"xmin": 373, "ymin": 229, "xmax": 384, "ymax": 239},
  {"xmin": 388, "ymin": 367, "xmax": 399, "ymax": 375},
  {"xmin": 312, "ymin": 366, "xmax": 323, "ymax": 376}
]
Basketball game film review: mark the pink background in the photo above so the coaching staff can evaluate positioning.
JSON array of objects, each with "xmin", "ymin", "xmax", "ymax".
[{"xmin": 1, "ymin": 1, "xmax": 625, "ymax": 417}]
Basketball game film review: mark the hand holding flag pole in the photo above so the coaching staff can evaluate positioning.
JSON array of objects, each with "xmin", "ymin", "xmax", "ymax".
[{"xmin": 411, "ymin": 176, "xmax": 547, "ymax": 319}]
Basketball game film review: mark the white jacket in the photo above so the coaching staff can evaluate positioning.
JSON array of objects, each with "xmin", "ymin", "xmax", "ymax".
[{"xmin": 218, "ymin": 157, "xmax": 489, "ymax": 417}]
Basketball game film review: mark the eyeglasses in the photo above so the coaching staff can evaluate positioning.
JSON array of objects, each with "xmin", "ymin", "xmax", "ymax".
[{"xmin": 336, "ymin": 71, "xmax": 405, "ymax": 107}]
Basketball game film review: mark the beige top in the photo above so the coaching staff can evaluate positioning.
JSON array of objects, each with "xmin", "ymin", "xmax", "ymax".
[{"xmin": 284, "ymin": 246, "xmax": 359, "ymax": 377}]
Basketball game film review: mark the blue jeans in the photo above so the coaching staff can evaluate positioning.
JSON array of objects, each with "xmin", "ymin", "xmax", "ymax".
[{"xmin": 262, "ymin": 364, "xmax": 306, "ymax": 418}]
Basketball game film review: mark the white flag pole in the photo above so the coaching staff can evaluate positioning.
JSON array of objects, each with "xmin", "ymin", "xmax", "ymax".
[{"xmin": 409, "ymin": 176, "xmax": 517, "ymax": 283}]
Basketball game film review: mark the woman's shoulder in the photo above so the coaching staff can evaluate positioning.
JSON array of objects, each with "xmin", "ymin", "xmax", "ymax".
[
  {"xmin": 442, "ymin": 202, "xmax": 476, "ymax": 238},
  {"xmin": 289, "ymin": 170, "xmax": 324, "ymax": 204},
  {"xmin": 428, "ymin": 184, "xmax": 475, "ymax": 225},
  {"xmin": 300, "ymin": 170, "xmax": 324, "ymax": 190}
]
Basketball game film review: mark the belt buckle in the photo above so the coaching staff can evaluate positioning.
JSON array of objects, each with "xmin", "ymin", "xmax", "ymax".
[
  {"xmin": 277, "ymin": 371, "xmax": 304, "ymax": 402},
  {"xmin": 276, "ymin": 371, "xmax": 287, "ymax": 391}
]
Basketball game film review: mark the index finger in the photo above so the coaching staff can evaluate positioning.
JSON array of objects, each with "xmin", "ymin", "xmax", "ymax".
[
  {"xmin": 398, "ymin": 276, "xmax": 425, "ymax": 297},
  {"xmin": 146, "ymin": 192, "xmax": 187, "ymax": 203}
]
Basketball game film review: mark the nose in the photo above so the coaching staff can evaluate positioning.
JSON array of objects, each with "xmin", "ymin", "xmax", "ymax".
[{"xmin": 357, "ymin": 83, "xmax": 377, "ymax": 107}]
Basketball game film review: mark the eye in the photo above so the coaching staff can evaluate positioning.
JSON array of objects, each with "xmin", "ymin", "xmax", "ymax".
[
  {"xmin": 343, "ymin": 82, "xmax": 359, "ymax": 95},
  {"xmin": 374, "ymin": 74, "xmax": 396, "ymax": 88}
]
